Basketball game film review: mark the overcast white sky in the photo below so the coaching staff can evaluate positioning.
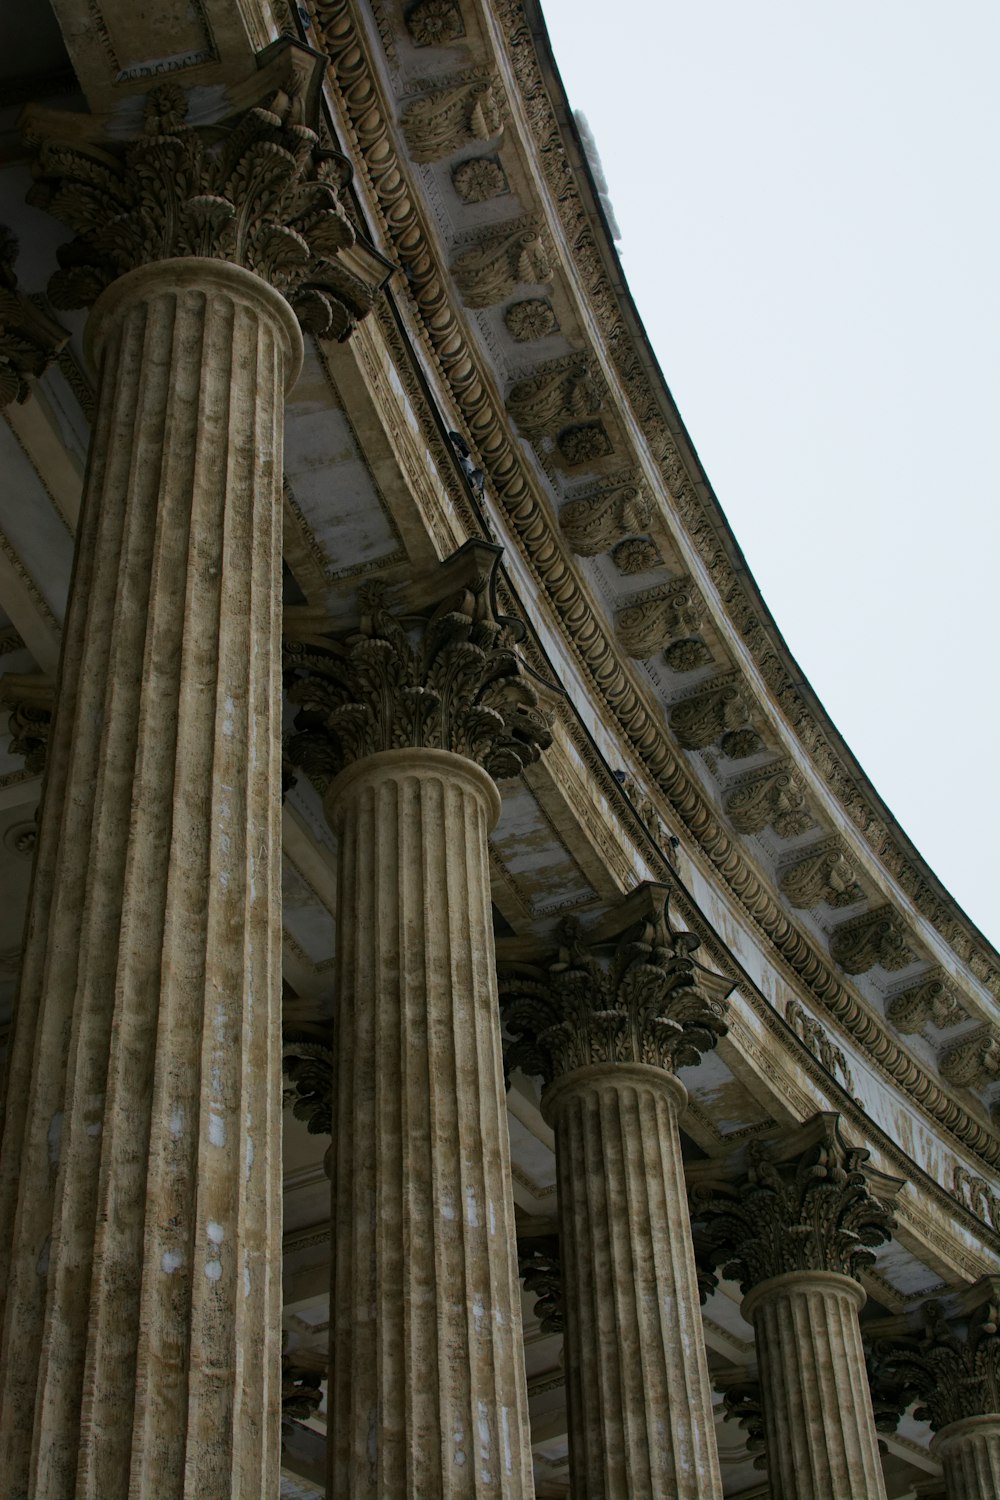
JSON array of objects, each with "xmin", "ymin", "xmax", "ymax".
[{"xmin": 540, "ymin": 0, "xmax": 1000, "ymax": 946}]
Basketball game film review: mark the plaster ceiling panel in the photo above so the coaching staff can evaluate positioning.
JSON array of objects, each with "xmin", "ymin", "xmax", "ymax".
[
  {"xmin": 0, "ymin": 419, "xmax": 74, "ymax": 624},
  {"xmin": 679, "ymin": 1046, "xmax": 763, "ymax": 1136},
  {"xmin": 507, "ymin": 1109, "xmax": 556, "ymax": 1199},
  {"xmin": 869, "ymin": 1238, "xmax": 951, "ymax": 1302},
  {"xmin": 490, "ymin": 780, "xmax": 597, "ymax": 918},
  {"xmin": 283, "ymin": 346, "xmax": 403, "ymax": 584},
  {"xmin": 282, "ymin": 855, "xmax": 336, "ymax": 969}
]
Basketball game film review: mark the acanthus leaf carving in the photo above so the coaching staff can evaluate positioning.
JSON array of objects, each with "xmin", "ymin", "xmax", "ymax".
[
  {"xmin": 720, "ymin": 1383, "xmax": 768, "ymax": 1471},
  {"xmin": 724, "ymin": 758, "xmax": 813, "ymax": 839},
  {"xmin": 22, "ymin": 44, "xmax": 388, "ymax": 338},
  {"xmin": 558, "ymin": 475, "xmax": 650, "ymax": 557},
  {"xmin": 690, "ymin": 1113, "xmax": 899, "ymax": 1292},
  {"xmin": 506, "ymin": 353, "xmax": 602, "ymax": 441},
  {"xmin": 281, "ymin": 1345, "xmax": 326, "ymax": 1425},
  {"xmin": 0, "ymin": 672, "xmax": 54, "ymax": 775},
  {"xmin": 785, "ymin": 998, "xmax": 855, "ymax": 1096},
  {"xmin": 829, "ymin": 906, "xmax": 917, "ymax": 975},
  {"xmin": 886, "ymin": 971, "xmax": 967, "ymax": 1035},
  {"xmin": 401, "ymin": 76, "xmax": 504, "ymax": 162},
  {"xmin": 669, "ymin": 672, "xmax": 751, "ymax": 752},
  {"xmin": 779, "ymin": 836, "xmax": 864, "ymax": 909},
  {"xmin": 616, "ymin": 580, "xmax": 703, "ymax": 659},
  {"xmin": 0, "ymin": 227, "xmax": 68, "ymax": 405},
  {"xmin": 939, "ymin": 1025, "xmax": 1000, "ymax": 1091},
  {"xmin": 282, "ymin": 1033, "xmax": 334, "ymax": 1138},
  {"xmin": 499, "ymin": 891, "xmax": 729, "ymax": 1086},
  {"xmin": 283, "ymin": 542, "xmax": 552, "ymax": 785},
  {"xmin": 869, "ymin": 1279, "xmax": 1000, "ymax": 1432},
  {"xmin": 451, "ymin": 216, "xmax": 553, "ymax": 306},
  {"xmin": 517, "ymin": 1235, "xmax": 563, "ymax": 1333}
]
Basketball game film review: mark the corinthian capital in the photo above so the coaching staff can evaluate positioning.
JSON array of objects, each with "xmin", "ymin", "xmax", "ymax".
[
  {"xmin": 0, "ymin": 227, "xmax": 68, "ymax": 405},
  {"xmin": 498, "ymin": 888, "xmax": 730, "ymax": 1087},
  {"xmin": 869, "ymin": 1278, "xmax": 1000, "ymax": 1433},
  {"xmin": 689, "ymin": 1113, "xmax": 900, "ymax": 1293},
  {"xmin": 21, "ymin": 41, "xmax": 389, "ymax": 338},
  {"xmin": 283, "ymin": 542, "xmax": 552, "ymax": 785}
]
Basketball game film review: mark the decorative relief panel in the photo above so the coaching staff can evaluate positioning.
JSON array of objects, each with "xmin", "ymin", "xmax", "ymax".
[
  {"xmin": 670, "ymin": 673, "xmax": 752, "ymax": 753},
  {"xmin": 616, "ymin": 580, "xmax": 702, "ymax": 659},
  {"xmin": 785, "ymin": 998, "xmax": 855, "ymax": 1096},
  {"xmin": 401, "ymin": 75, "xmax": 505, "ymax": 162},
  {"xmin": 724, "ymin": 759, "xmax": 812, "ymax": 839},
  {"xmin": 939, "ymin": 1025, "xmax": 1000, "ymax": 1091},
  {"xmin": 829, "ymin": 907, "xmax": 916, "ymax": 975},
  {"xmin": 504, "ymin": 298, "xmax": 558, "ymax": 341},
  {"xmin": 559, "ymin": 474, "xmax": 650, "ymax": 557},
  {"xmin": 779, "ymin": 836, "xmax": 864, "ymax": 909},
  {"xmin": 451, "ymin": 215, "xmax": 553, "ymax": 306},
  {"xmin": 506, "ymin": 353, "xmax": 603, "ymax": 441},
  {"xmin": 886, "ymin": 971, "xmax": 967, "ymax": 1034}
]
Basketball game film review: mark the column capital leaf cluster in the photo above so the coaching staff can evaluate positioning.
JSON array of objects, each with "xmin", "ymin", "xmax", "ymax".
[
  {"xmin": 0, "ymin": 672, "xmax": 54, "ymax": 774},
  {"xmin": 689, "ymin": 1112, "xmax": 900, "ymax": 1294},
  {"xmin": 0, "ymin": 227, "xmax": 68, "ymax": 405},
  {"xmin": 282, "ymin": 1029, "xmax": 334, "ymax": 1138},
  {"xmin": 498, "ymin": 888, "xmax": 730, "ymax": 1088},
  {"xmin": 21, "ymin": 40, "xmax": 389, "ymax": 338},
  {"xmin": 869, "ymin": 1277, "xmax": 1000, "ymax": 1433},
  {"xmin": 517, "ymin": 1234, "xmax": 563, "ymax": 1334},
  {"xmin": 283, "ymin": 542, "xmax": 553, "ymax": 785}
]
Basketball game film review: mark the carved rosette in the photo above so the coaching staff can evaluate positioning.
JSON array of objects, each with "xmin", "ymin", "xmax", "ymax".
[
  {"xmin": 724, "ymin": 759, "xmax": 812, "ymax": 839},
  {"xmin": 616, "ymin": 580, "xmax": 703, "ymax": 658},
  {"xmin": 870, "ymin": 1283, "xmax": 1000, "ymax": 1433},
  {"xmin": 670, "ymin": 674, "xmax": 751, "ymax": 752},
  {"xmin": 663, "ymin": 636, "xmax": 711, "ymax": 671},
  {"xmin": 0, "ymin": 227, "xmax": 68, "ymax": 405},
  {"xmin": 559, "ymin": 479, "xmax": 651, "ymax": 557},
  {"xmin": 0, "ymin": 672, "xmax": 54, "ymax": 774},
  {"xmin": 284, "ymin": 544, "xmax": 551, "ymax": 786},
  {"xmin": 779, "ymin": 837, "xmax": 864, "ymax": 909},
  {"xmin": 499, "ymin": 894, "xmax": 729, "ymax": 1088},
  {"xmin": 830, "ymin": 907, "xmax": 916, "ymax": 975},
  {"xmin": 504, "ymin": 298, "xmax": 558, "ymax": 341},
  {"xmin": 720, "ymin": 728, "xmax": 763, "ymax": 759},
  {"xmin": 886, "ymin": 972, "xmax": 966, "ymax": 1034},
  {"xmin": 406, "ymin": 0, "xmax": 465, "ymax": 46},
  {"xmin": 690, "ymin": 1115, "xmax": 897, "ymax": 1294},
  {"xmin": 22, "ymin": 46, "xmax": 387, "ymax": 338},
  {"xmin": 452, "ymin": 157, "xmax": 507, "ymax": 203},
  {"xmin": 517, "ymin": 1235, "xmax": 563, "ymax": 1334}
]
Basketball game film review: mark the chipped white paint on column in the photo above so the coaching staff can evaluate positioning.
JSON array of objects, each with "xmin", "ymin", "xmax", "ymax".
[{"xmin": 0, "ymin": 259, "xmax": 300, "ymax": 1500}]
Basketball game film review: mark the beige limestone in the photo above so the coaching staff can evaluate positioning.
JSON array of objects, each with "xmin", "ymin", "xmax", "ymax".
[
  {"xmin": 742, "ymin": 1270, "xmax": 887, "ymax": 1500},
  {"xmin": 543, "ymin": 1063, "xmax": 724, "ymax": 1500},
  {"xmin": 325, "ymin": 746, "xmax": 534, "ymax": 1498},
  {"xmin": 933, "ymin": 1415, "xmax": 1000, "ymax": 1500},
  {"xmin": 0, "ymin": 258, "xmax": 300, "ymax": 1499}
]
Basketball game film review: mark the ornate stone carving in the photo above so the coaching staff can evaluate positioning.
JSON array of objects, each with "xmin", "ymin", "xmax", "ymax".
[
  {"xmin": 785, "ymin": 998, "xmax": 855, "ymax": 1095},
  {"xmin": 779, "ymin": 837, "xmax": 864, "ymax": 909},
  {"xmin": 720, "ymin": 728, "xmax": 763, "ymax": 760},
  {"xmin": 452, "ymin": 157, "xmax": 507, "ymax": 202},
  {"xmin": 886, "ymin": 971, "xmax": 967, "ymax": 1033},
  {"xmin": 721, "ymin": 1384, "xmax": 767, "ymax": 1471},
  {"xmin": 614, "ymin": 769, "xmax": 667, "ymax": 847},
  {"xmin": 504, "ymin": 297, "xmax": 558, "ymax": 341},
  {"xmin": 829, "ymin": 907, "xmax": 916, "ymax": 975},
  {"xmin": 406, "ymin": 0, "xmax": 465, "ymax": 46},
  {"xmin": 452, "ymin": 217, "xmax": 553, "ymax": 306},
  {"xmin": 23, "ymin": 46, "xmax": 387, "ymax": 338},
  {"xmin": 724, "ymin": 759, "xmax": 813, "ymax": 839},
  {"xmin": 559, "ymin": 479, "xmax": 650, "ymax": 557},
  {"xmin": 402, "ymin": 77, "xmax": 504, "ymax": 162},
  {"xmin": 0, "ymin": 672, "xmax": 54, "ymax": 774},
  {"xmin": 616, "ymin": 580, "xmax": 702, "ymax": 658},
  {"xmin": 670, "ymin": 674, "xmax": 751, "ymax": 752},
  {"xmin": 663, "ymin": 636, "xmax": 711, "ymax": 671},
  {"xmin": 0, "ymin": 227, "xmax": 68, "ymax": 405},
  {"xmin": 939, "ymin": 1026, "xmax": 1000, "ymax": 1091},
  {"xmin": 690, "ymin": 1114, "xmax": 897, "ymax": 1292},
  {"xmin": 557, "ymin": 422, "xmax": 613, "ymax": 465},
  {"xmin": 517, "ymin": 1235, "xmax": 562, "ymax": 1333},
  {"xmin": 282, "ymin": 1033, "xmax": 334, "ymax": 1137},
  {"xmin": 952, "ymin": 1166, "xmax": 1000, "ymax": 1233},
  {"xmin": 869, "ymin": 1281, "xmax": 1000, "ymax": 1432},
  {"xmin": 284, "ymin": 542, "xmax": 552, "ymax": 786},
  {"xmin": 281, "ymin": 1348, "xmax": 325, "ymax": 1424},
  {"xmin": 499, "ymin": 892, "xmax": 729, "ymax": 1086},
  {"xmin": 506, "ymin": 354, "xmax": 602, "ymax": 440}
]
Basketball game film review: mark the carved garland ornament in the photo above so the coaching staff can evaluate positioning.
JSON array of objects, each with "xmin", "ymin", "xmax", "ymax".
[
  {"xmin": 23, "ymin": 52, "xmax": 385, "ymax": 339},
  {"xmin": 690, "ymin": 1116, "xmax": 897, "ymax": 1292},
  {"xmin": 284, "ymin": 544, "xmax": 551, "ymax": 785},
  {"xmin": 785, "ymin": 998, "xmax": 855, "ymax": 1095},
  {"xmin": 870, "ymin": 1286, "xmax": 1000, "ymax": 1432},
  {"xmin": 499, "ymin": 894, "xmax": 728, "ymax": 1085},
  {"xmin": 313, "ymin": 0, "xmax": 1000, "ymax": 1168}
]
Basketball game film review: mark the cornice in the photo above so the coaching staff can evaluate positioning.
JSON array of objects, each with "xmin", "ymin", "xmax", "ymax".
[{"xmin": 311, "ymin": 0, "xmax": 1000, "ymax": 1173}]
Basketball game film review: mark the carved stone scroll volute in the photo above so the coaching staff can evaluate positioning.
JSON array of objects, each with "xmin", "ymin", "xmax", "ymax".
[
  {"xmin": 724, "ymin": 758, "xmax": 813, "ymax": 839},
  {"xmin": 830, "ymin": 906, "xmax": 917, "ymax": 975},
  {"xmin": 559, "ymin": 478, "xmax": 652, "ymax": 557},
  {"xmin": 669, "ymin": 672, "xmax": 752, "ymax": 752},
  {"xmin": 506, "ymin": 353, "xmax": 603, "ymax": 441},
  {"xmin": 886, "ymin": 971, "xmax": 966, "ymax": 1034},
  {"xmin": 779, "ymin": 836, "xmax": 864, "ymax": 909},
  {"xmin": 401, "ymin": 75, "xmax": 505, "ymax": 162},
  {"xmin": 616, "ymin": 580, "xmax": 703, "ymax": 659}
]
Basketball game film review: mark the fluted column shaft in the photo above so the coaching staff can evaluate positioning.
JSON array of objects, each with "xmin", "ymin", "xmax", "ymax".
[
  {"xmin": 544, "ymin": 1063, "xmax": 723, "ymax": 1500},
  {"xmin": 743, "ymin": 1271, "xmax": 887, "ymax": 1500},
  {"xmin": 327, "ymin": 747, "xmax": 533, "ymax": 1498},
  {"xmin": 933, "ymin": 1415, "xmax": 1000, "ymax": 1500},
  {"xmin": 0, "ymin": 259, "xmax": 300, "ymax": 1500}
]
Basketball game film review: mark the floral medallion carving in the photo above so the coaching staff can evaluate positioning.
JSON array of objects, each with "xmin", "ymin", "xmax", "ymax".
[
  {"xmin": 724, "ymin": 759, "xmax": 812, "ymax": 839},
  {"xmin": 869, "ymin": 1280, "xmax": 1000, "ymax": 1432},
  {"xmin": 616, "ymin": 580, "xmax": 702, "ymax": 658},
  {"xmin": 720, "ymin": 728, "xmax": 763, "ymax": 760},
  {"xmin": 829, "ymin": 907, "xmax": 916, "ymax": 975},
  {"xmin": 885, "ymin": 972, "xmax": 966, "ymax": 1034},
  {"xmin": 779, "ymin": 837, "xmax": 864, "ymax": 909},
  {"xmin": 0, "ymin": 226, "xmax": 68, "ymax": 405},
  {"xmin": 402, "ymin": 77, "xmax": 504, "ymax": 162},
  {"xmin": 452, "ymin": 156, "xmax": 508, "ymax": 203},
  {"xmin": 690, "ymin": 1114, "xmax": 898, "ymax": 1293},
  {"xmin": 559, "ymin": 479, "xmax": 650, "ymax": 557},
  {"xmin": 406, "ymin": 0, "xmax": 465, "ymax": 47},
  {"xmin": 499, "ymin": 892, "xmax": 729, "ymax": 1086},
  {"xmin": 663, "ymin": 636, "xmax": 711, "ymax": 671},
  {"xmin": 284, "ymin": 543, "xmax": 552, "ymax": 785},
  {"xmin": 22, "ymin": 47, "xmax": 386, "ymax": 338},
  {"xmin": 452, "ymin": 217, "xmax": 553, "ymax": 306},
  {"xmin": 670, "ymin": 674, "xmax": 752, "ymax": 752},
  {"xmin": 504, "ymin": 297, "xmax": 558, "ymax": 341},
  {"xmin": 557, "ymin": 422, "xmax": 613, "ymax": 465}
]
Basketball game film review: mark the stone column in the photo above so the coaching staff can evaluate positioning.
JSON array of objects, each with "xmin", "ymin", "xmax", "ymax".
[
  {"xmin": 499, "ymin": 894, "xmax": 731, "ymax": 1499},
  {"xmin": 870, "ymin": 1277, "xmax": 1000, "ymax": 1500},
  {"xmin": 284, "ymin": 545, "xmax": 551, "ymax": 1498},
  {"xmin": 691, "ymin": 1113, "xmax": 901, "ymax": 1500},
  {"xmin": 0, "ymin": 50, "xmax": 384, "ymax": 1500}
]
